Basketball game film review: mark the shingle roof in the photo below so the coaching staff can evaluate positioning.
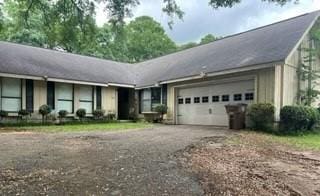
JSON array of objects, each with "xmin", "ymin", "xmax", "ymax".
[
  {"xmin": 0, "ymin": 10, "xmax": 319, "ymax": 87},
  {"xmin": 134, "ymin": 10, "xmax": 320, "ymax": 87},
  {"xmin": 0, "ymin": 42, "xmax": 136, "ymax": 85}
]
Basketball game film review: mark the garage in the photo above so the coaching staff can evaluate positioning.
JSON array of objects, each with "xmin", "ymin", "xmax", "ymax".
[{"xmin": 176, "ymin": 79, "xmax": 255, "ymax": 126}]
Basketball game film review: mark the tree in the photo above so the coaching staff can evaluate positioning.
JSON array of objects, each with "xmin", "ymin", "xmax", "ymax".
[
  {"xmin": 297, "ymin": 21, "xmax": 320, "ymax": 106},
  {"xmin": 179, "ymin": 42, "xmax": 198, "ymax": 50},
  {"xmin": 39, "ymin": 105, "xmax": 52, "ymax": 124},
  {"xmin": 200, "ymin": 34, "xmax": 217, "ymax": 45},
  {"xmin": 125, "ymin": 16, "xmax": 176, "ymax": 62}
]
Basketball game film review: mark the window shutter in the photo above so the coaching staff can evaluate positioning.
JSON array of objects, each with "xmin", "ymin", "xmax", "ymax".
[
  {"xmin": 96, "ymin": 86, "xmax": 101, "ymax": 110},
  {"xmin": 47, "ymin": 81, "xmax": 55, "ymax": 110},
  {"xmin": 26, "ymin": 79, "xmax": 34, "ymax": 112}
]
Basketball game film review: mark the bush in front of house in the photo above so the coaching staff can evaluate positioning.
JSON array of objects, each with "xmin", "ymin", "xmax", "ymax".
[
  {"xmin": 39, "ymin": 105, "xmax": 52, "ymax": 124},
  {"xmin": 93, "ymin": 109, "xmax": 105, "ymax": 120},
  {"xmin": 280, "ymin": 105, "xmax": 319, "ymax": 134},
  {"xmin": 0, "ymin": 110, "xmax": 8, "ymax": 122},
  {"xmin": 18, "ymin": 109, "xmax": 30, "ymax": 117},
  {"xmin": 58, "ymin": 110, "xmax": 68, "ymax": 124},
  {"xmin": 246, "ymin": 103, "xmax": 275, "ymax": 132},
  {"xmin": 76, "ymin": 108, "xmax": 86, "ymax": 121},
  {"xmin": 106, "ymin": 112, "xmax": 116, "ymax": 121},
  {"xmin": 154, "ymin": 104, "xmax": 168, "ymax": 122}
]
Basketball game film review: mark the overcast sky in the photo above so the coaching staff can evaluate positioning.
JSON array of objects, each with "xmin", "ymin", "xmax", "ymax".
[{"xmin": 96, "ymin": 0, "xmax": 320, "ymax": 44}]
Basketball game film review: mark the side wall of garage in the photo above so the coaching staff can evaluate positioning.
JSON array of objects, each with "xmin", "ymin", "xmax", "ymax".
[{"xmin": 165, "ymin": 67, "xmax": 276, "ymax": 124}]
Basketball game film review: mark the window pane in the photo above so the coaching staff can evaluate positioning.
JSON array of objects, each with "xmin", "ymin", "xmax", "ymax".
[
  {"xmin": 79, "ymin": 102, "xmax": 93, "ymax": 114},
  {"xmin": 185, "ymin": 98, "xmax": 191, "ymax": 104},
  {"xmin": 2, "ymin": 98, "xmax": 21, "ymax": 112},
  {"xmin": 202, "ymin": 96, "xmax": 209, "ymax": 103},
  {"xmin": 222, "ymin": 95, "xmax": 229, "ymax": 102},
  {"xmin": 178, "ymin": 98, "xmax": 184, "ymax": 104},
  {"xmin": 79, "ymin": 86, "xmax": 93, "ymax": 101},
  {"xmin": 2, "ymin": 78, "xmax": 21, "ymax": 97},
  {"xmin": 212, "ymin": 96, "xmax": 219, "ymax": 102},
  {"xmin": 57, "ymin": 101, "xmax": 73, "ymax": 113},
  {"xmin": 56, "ymin": 83, "xmax": 73, "ymax": 100},
  {"xmin": 143, "ymin": 100, "xmax": 151, "ymax": 112},
  {"xmin": 234, "ymin": 94, "xmax": 242, "ymax": 101},
  {"xmin": 151, "ymin": 88, "xmax": 161, "ymax": 104},
  {"xmin": 194, "ymin": 97, "xmax": 200, "ymax": 103},
  {"xmin": 245, "ymin": 93, "xmax": 254, "ymax": 100},
  {"xmin": 143, "ymin": 89, "xmax": 151, "ymax": 99}
]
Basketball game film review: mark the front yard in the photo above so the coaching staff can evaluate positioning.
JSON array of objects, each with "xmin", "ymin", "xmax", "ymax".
[
  {"xmin": 0, "ymin": 122, "xmax": 152, "ymax": 133},
  {"xmin": 180, "ymin": 131, "xmax": 320, "ymax": 195}
]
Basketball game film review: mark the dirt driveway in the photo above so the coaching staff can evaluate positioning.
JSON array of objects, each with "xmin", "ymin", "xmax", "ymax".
[{"xmin": 0, "ymin": 125, "xmax": 230, "ymax": 195}]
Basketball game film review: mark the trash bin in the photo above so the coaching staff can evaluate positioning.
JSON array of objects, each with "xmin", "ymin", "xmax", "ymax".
[{"xmin": 225, "ymin": 104, "xmax": 247, "ymax": 130}]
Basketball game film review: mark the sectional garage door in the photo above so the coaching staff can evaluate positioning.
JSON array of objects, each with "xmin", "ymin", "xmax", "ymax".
[{"xmin": 177, "ymin": 79, "xmax": 255, "ymax": 126}]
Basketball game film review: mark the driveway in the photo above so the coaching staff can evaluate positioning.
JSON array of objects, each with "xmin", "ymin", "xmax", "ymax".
[{"xmin": 0, "ymin": 125, "xmax": 230, "ymax": 195}]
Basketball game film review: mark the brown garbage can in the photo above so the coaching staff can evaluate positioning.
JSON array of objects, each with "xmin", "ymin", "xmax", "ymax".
[{"xmin": 225, "ymin": 104, "xmax": 247, "ymax": 130}]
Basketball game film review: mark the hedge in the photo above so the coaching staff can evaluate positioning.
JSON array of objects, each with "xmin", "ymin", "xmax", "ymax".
[
  {"xmin": 247, "ymin": 103, "xmax": 275, "ymax": 132},
  {"xmin": 280, "ymin": 105, "xmax": 319, "ymax": 134}
]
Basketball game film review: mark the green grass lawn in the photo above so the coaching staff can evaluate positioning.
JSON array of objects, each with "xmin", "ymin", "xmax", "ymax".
[
  {"xmin": 0, "ymin": 122, "xmax": 152, "ymax": 133},
  {"xmin": 271, "ymin": 133, "xmax": 320, "ymax": 150}
]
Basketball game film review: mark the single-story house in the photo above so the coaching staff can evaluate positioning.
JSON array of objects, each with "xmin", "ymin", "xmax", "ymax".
[{"xmin": 0, "ymin": 10, "xmax": 319, "ymax": 126}]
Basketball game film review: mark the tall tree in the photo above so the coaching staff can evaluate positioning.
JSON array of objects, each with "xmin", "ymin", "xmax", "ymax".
[
  {"xmin": 200, "ymin": 34, "xmax": 217, "ymax": 45},
  {"xmin": 125, "ymin": 16, "xmax": 176, "ymax": 62}
]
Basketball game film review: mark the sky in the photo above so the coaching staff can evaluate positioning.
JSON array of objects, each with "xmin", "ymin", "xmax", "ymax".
[{"xmin": 96, "ymin": 0, "xmax": 320, "ymax": 44}]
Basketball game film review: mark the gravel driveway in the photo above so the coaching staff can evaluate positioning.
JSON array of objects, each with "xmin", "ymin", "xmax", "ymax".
[{"xmin": 0, "ymin": 125, "xmax": 230, "ymax": 195}]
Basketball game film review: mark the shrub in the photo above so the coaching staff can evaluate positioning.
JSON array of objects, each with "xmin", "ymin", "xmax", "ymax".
[
  {"xmin": 39, "ymin": 105, "xmax": 52, "ymax": 124},
  {"xmin": 154, "ymin": 104, "xmax": 168, "ymax": 122},
  {"xmin": 0, "ymin": 110, "xmax": 8, "ymax": 121},
  {"xmin": 58, "ymin": 110, "xmax": 68, "ymax": 124},
  {"xmin": 93, "ymin": 109, "xmax": 105, "ymax": 120},
  {"xmin": 280, "ymin": 105, "xmax": 319, "ymax": 134},
  {"xmin": 76, "ymin": 108, "xmax": 86, "ymax": 121},
  {"xmin": 106, "ymin": 112, "xmax": 116, "ymax": 121},
  {"xmin": 18, "ymin": 109, "xmax": 30, "ymax": 117},
  {"xmin": 247, "ymin": 103, "xmax": 275, "ymax": 132}
]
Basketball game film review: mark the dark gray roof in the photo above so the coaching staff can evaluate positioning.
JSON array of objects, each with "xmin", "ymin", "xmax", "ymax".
[
  {"xmin": 0, "ymin": 42, "xmax": 136, "ymax": 85},
  {"xmin": 0, "ymin": 10, "xmax": 319, "ymax": 87},
  {"xmin": 134, "ymin": 10, "xmax": 320, "ymax": 87}
]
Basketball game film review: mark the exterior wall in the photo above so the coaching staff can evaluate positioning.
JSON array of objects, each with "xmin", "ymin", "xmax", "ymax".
[
  {"xmin": 101, "ymin": 86, "xmax": 118, "ymax": 116},
  {"xmin": 166, "ymin": 67, "xmax": 276, "ymax": 124},
  {"xmin": 285, "ymin": 30, "xmax": 320, "ymax": 107}
]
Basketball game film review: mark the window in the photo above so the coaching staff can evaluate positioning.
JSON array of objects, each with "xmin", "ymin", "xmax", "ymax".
[
  {"xmin": 151, "ymin": 88, "xmax": 161, "ymax": 110},
  {"xmin": 56, "ymin": 83, "xmax": 74, "ymax": 113},
  {"xmin": 185, "ymin": 98, "xmax": 191, "ymax": 104},
  {"xmin": 47, "ymin": 81, "xmax": 55, "ymax": 110},
  {"xmin": 140, "ymin": 89, "xmax": 152, "ymax": 112},
  {"xmin": 1, "ymin": 78, "xmax": 21, "ymax": 112},
  {"xmin": 79, "ymin": 85, "xmax": 94, "ymax": 114},
  {"xmin": 178, "ymin": 98, "xmax": 184, "ymax": 104},
  {"xmin": 212, "ymin": 96, "xmax": 219, "ymax": 102},
  {"xmin": 202, "ymin": 96, "xmax": 209, "ymax": 103},
  {"xmin": 96, "ymin": 86, "xmax": 102, "ymax": 109},
  {"xmin": 194, "ymin": 97, "xmax": 200, "ymax": 103},
  {"xmin": 245, "ymin": 93, "xmax": 254, "ymax": 101},
  {"xmin": 26, "ymin": 79, "xmax": 34, "ymax": 112},
  {"xmin": 222, "ymin": 95, "xmax": 229, "ymax": 102},
  {"xmin": 233, "ymin": 94, "xmax": 242, "ymax": 101}
]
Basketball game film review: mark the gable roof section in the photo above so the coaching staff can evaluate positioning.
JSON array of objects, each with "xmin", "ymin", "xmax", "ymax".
[
  {"xmin": 0, "ymin": 42, "xmax": 136, "ymax": 86},
  {"xmin": 0, "ymin": 10, "xmax": 319, "ymax": 88},
  {"xmin": 134, "ymin": 10, "xmax": 320, "ymax": 87}
]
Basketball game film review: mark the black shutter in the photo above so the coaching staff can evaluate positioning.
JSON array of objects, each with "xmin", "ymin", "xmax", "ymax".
[
  {"xmin": 96, "ymin": 86, "xmax": 101, "ymax": 109},
  {"xmin": 162, "ymin": 84, "xmax": 167, "ymax": 106},
  {"xmin": 26, "ymin": 79, "xmax": 34, "ymax": 112},
  {"xmin": 47, "ymin": 82, "xmax": 55, "ymax": 110},
  {"xmin": 139, "ymin": 90, "xmax": 143, "ymax": 114}
]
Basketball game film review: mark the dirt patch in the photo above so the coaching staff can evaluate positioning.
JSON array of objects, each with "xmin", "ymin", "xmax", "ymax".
[{"xmin": 178, "ymin": 133, "xmax": 320, "ymax": 196}]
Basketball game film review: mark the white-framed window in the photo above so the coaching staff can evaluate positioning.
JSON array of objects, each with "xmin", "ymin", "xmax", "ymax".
[
  {"xmin": 212, "ymin": 95, "xmax": 220, "ymax": 102},
  {"xmin": 233, "ymin": 94, "xmax": 242, "ymax": 101},
  {"xmin": 194, "ymin": 97, "xmax": 200, "ymax": 103},
  {"xmin": 185, "ymin": 98, "xmax": 191, "ymax": 104},
  {"xmin": 1, "ymin": 78, "xmax": 22, "ymax": 112},
  {"xmin": 56, "ymin": 83, "xmax": 74, "ymax": 113},
  {"xmin": 245, "ymin": 93, "xmax": 254, "ymax": 101},
  {"xmin": 79, "ymin": 85, "xmax": 94, "ymax": 114},
  {"xmin": 222, "ymin": 95, "xmax": 229, "ymax": 102},
  {"xmin": 141, "ymin": 89, "xmax": 151, "ymax": 112}
]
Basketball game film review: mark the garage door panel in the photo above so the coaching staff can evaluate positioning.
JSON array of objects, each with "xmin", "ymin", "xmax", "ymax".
[{"xmin": 177, "ymin": 79, "xmax": 254, "ymax": 126}]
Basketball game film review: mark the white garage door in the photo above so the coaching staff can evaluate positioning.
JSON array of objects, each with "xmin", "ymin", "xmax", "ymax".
[{"xmin": 177, "ymin": 79, "xmax": 254, "ymax": 126}]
